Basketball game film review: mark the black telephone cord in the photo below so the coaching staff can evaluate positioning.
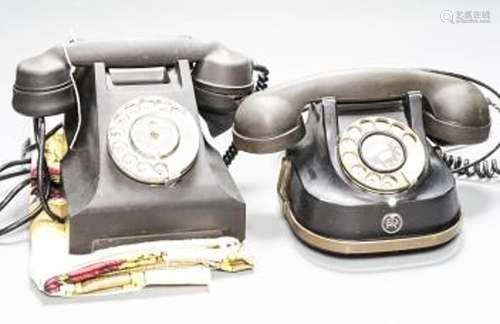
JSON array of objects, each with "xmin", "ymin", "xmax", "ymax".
[
  {"xmin": 0, "ymin": 122, "xmax": 61, "ymax": 205},
  {"xmin": 0, "ymin": 168, "xmax": 30, "ymax": 181},
  {"xmin": 0, "ymin": 166, "xmax": 40, "ymax": 237},
  {"xmin": 0, "ymin": 203, "xmax": 42, "ymax": 237},
  {"xmin": 0, "ymin": 122, "xmax": 64, "ymax": 237},
  {"xmin": 223, "ymin": 64, "xmax": 270, "ymax": 166},
  {"xmin": 0, "ymin": 158, "xmax": 31, "ymax": 173},
  {"xmin": 222, "ymin": 143, "xmax": 239, "ymax": 166},
  {"xmin": 439, "ymin": 149, "xmax": 500, "ymax": 178},
  {"xmin": 33, "ymin": 118, "xmax": 65, "ymax": 223},
  {"xmin": 0, "ymin": 178, "xmax": 43, "ymax": 237},
  {"xmin": 253, "ymin": 64, "xmax": 270, "ymax": 92},
  {"xmin": 23, "ymin": 123, "xmax": 62, "ymax": 154},
  {"xmin": 0, "ymin": 178, "xmax": 31, "ymax": 214}
]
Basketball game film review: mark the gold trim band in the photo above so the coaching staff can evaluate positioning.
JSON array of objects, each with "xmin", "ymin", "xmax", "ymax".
[{"xmin": 277, "ymin": 158, "xmax": 462, "ymax": 255}]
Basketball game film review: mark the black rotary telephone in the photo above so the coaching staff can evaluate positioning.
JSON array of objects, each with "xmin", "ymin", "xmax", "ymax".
[
  {"xmin": 1, "ymin": 37, "xmax": 268, "ymax": 254},
  {"xmin": 230, "ymin": 68, "xmax": 499, "ymax": 255}
]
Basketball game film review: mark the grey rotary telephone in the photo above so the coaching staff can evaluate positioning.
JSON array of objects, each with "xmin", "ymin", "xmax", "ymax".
[{"xmin": 3, "ymin": 37, "xmax": 268, "ymax": 254}]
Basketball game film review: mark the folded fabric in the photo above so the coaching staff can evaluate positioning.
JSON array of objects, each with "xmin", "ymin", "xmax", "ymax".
[{"xmin": 29, "ymin": 130, "xmax": 253, "ymax": 297}]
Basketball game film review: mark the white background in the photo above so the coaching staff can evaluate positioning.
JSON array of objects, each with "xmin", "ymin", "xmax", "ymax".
[{"xmin": 1, "ymin": 0, "xmax": 499, "ymax": 323}]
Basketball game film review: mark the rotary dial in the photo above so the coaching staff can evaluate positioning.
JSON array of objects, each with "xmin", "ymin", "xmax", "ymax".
[
  {"xmin": 338, "ymin": 116, "xmax": 426, "ymax": 193},
  {"xmin": 107, "ymin": 96, "xmax": 199, "ymax": 184}
]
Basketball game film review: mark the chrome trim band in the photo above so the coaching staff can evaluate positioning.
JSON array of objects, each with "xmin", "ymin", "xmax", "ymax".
[{"xmin": 277, "ymin": 158, "xmax": 462, "ymax": 255}]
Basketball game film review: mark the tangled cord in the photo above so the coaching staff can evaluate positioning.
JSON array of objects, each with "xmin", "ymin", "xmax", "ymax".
[
  {"xmin": 439, "ymin": 149, "xmax": 500, "ymax": 178},
  {"xmin": 253, "ymin": 64, "xmax": 269, "ymax": 92},
  {"xmin": 223, "ymin": 143, "xmax": 239, "ymax": 166},
  {"xmin": 223, "ymin": 64, "xmax": 270, "ymax": 166},
  {"xmin": 0, "ymin": 203, "xmax": 42, "ymax": 237},
  {"xmin": 33, "ymin": 118, "xmax": 65, "ymax": 223},
  {"xmin": 0, "ymin": 122, "xmax": 64, "ymax": 237},
  {"xmin": 0, "ymin": 168, "xmax": 30, "ymax": 181},
  {"xmin": 436, "ymin": 106, "xmax": 500, "ymax": 179},
  {"xmin": 0, "ymin": 158, "xmax": 30, "ymax": 173},
  {"xmin": 0, "ymin": 178, "xmax": 31, "ymax": 214},
  {"xmin": 0, "ymin": 178, "xmax": 41, "ymax": 237}
]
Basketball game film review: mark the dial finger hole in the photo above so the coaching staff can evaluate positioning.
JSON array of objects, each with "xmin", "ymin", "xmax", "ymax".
[
  {"xmin": 153, "ymin": 163, "xmax": 169, "ymax": 176},
  {"xmin": 375, "ymin": 118, "xmax": 391, "ymax": 131},
  {"xmin": 114, "ymin": 114, "xmax": 130, "ymax": 125},
  {"xmin": 403, "ymin": 133, "xmax": 417, "ymax": 144},
  {"xmin": 365, "ymin": 172, "xmax": 381, "ymax": 187},
  {"xmin": 359, "ymin": 119, "xmax": 376, "ymax": 131},
  {"xmin": 122, "ymin": 154, "xmax": 138, "ymax": 167},
  {"xmin": 351, "ymin": 164, "xmax": 367, "ymax": 178},
  {"xmin": 342, "ymin": 152, "xmax": 359, "ymax": 166},
  {"xmin": 347, "ymin": 126, "xmax": 363, "ymax": 139},
  {"xmin": 108, "ymin": 127, "xmax": 125, "ymax": 139},
  {"xmin": 137, "ymin": 162, "xmax": 152, "ymax": 173},
  {"xmin": 110, "ymin": 142, "xmax": 127, "ymax": 156},
  {"xmin": 140, "ymin": 99, "xmax": 155, "ymax": 111},
  {"xmin": 391, "ymin": 122, "xmax": 406, "ymax": 137},
  {"xmin": 382, "ymin": 175, "xmax": 398, "ymax": 190},
  {"xmin": 340, "ymin": 138, "xmax": 357, "ymax": 152}
]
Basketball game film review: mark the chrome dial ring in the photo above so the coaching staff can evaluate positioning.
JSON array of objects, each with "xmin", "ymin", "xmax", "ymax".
[
  {"xmin": 338, "ymin": 116, "xmax": 426, "ymax": 193},
  {"xmin": 108, "ymin": 96, "xmax": 199, "ymax": 184}
]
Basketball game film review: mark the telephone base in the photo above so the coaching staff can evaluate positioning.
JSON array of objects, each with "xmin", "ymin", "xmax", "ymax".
[
  {"xmin": 281, "ymin": 199, "xmax": 461, "ymax": 255},
  {"xmin": 62, "ymin": 61, "xmax": 245, "ymax": 254},
  {"xmin": 278, "ymin": 158, "xmax": 461, "ymax": 255}
]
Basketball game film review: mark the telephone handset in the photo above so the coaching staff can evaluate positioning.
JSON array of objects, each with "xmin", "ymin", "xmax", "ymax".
[
  {"xmin": 13, "ymin": 38, "xmax": 259, "ymax": 133},
  {"xmin": 232, "ymin": 68, "xmax": 497, "ymax": 254},
  {"xmin": 6, "ymin": 37, "xmax": 268, "ymax": 253},
  {"xmin": 233, "ymin": 69, "xmax": 491, "ymax": 152}
]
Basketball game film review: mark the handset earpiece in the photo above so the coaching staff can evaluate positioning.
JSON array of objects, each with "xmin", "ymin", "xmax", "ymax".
[
  {"xmin": 191, "ymin": 46, "xmax": 254, "ymax": 136},
  {"xmin": 233, "ymin": 68, "xmax": 491, "ymax": 153},
  {"xmin": 192, "ymin": 46, "xmax": 254, "ymax": 105},
  {"xmin": 12, "ymin": 38, "xmax": 254, "ymax": 121},
  {"xmin": 13, "ymin": 45, "xmax": 74, "ymax": 117}
]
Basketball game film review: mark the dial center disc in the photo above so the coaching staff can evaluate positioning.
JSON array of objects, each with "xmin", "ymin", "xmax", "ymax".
[
  {"xmin": 130, "ymin": 114, "xmax": 180, "ymax": 159},
  {"xmin": 360, "ymin": 133, "xmax": 406, "ymax": 173}
]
